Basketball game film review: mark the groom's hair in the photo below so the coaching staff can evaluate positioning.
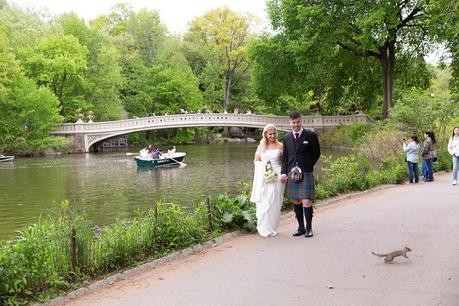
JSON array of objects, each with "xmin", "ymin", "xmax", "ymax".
[{"xmin": 289, "ymin": 111, "xmax": 301, "ymax": 120}]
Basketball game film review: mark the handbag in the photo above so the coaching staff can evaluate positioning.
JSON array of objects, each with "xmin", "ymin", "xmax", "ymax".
[{"xmin": 289, "ymin": 162, "xmax": 304, "ymax": 183}]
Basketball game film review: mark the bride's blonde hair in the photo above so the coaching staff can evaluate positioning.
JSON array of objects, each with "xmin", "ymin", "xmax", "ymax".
[{"xmin": 256, "ymin": 124, "xmax": 282, "ymax": 154}]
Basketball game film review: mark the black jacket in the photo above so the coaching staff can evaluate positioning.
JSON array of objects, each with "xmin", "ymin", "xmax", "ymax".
[{"xmin": 281, "ymin": 129, "xmax": 321, "ymax": 175}]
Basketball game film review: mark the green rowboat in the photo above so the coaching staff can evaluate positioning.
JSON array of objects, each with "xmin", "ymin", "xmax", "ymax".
[{"xmin": 134, "ymin": 152, "xmax": 186, "ymax": 167}]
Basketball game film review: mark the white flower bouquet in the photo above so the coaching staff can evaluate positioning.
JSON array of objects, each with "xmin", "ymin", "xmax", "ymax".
[{"xmin": 263, "ymin": 161, "xmax": 278, "ymax": 183}]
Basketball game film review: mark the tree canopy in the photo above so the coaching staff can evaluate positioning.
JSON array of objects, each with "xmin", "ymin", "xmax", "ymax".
[
  {"xmin": 251, "ymin": 0, "xmax": 456, "ymax": 118},
  {"xmin": 183, "ymin": 7, "xmax": 257, "ymax": 112},
  {"xmin": 0, "ymin": 25, "xmax": 63, "ymax": 153}
]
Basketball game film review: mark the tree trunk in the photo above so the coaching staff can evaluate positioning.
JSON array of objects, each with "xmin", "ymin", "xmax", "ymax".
[
  {"xmin": 380, "ymin": 42, "xmax": 395, "ymax": 120},
  {"xmin": 223, "ymin": 75, "xmax": 232, "ymax": 136},
  {"xmin": 194, "ymin": 128, "xmax": 201, "ymax": 144},
  {"xmin": 58, "ymin": 71, "xmax": 67, "ymax": 116},
  {"xmin": 223, "ymin": 75, "xmax": 232, "ymax": 112},
  {"xmin": 59, "ymin": 71, "xmax": 67, "ymax": 103}
]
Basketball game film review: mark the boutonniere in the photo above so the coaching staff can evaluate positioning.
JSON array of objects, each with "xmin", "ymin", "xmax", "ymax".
[{"xmin": 303, "ymin": 141, "xmax": 309, "ymax": 145}]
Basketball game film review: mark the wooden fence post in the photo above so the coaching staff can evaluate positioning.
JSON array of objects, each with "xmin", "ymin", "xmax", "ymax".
[
  {"xmin": 207, "ymin": 197, "xmax": 213, "ymax": 232},
  {"xmin": 153, "ymin": 203, "xmax": 158, "ymax": 249},
  {"xmin": 70, "ymin": 227, "xmax": 77, "ymax": 274}
]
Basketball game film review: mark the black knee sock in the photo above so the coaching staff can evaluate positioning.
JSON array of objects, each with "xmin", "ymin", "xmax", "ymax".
[
  {"xmin": 294, "ymin": 205, "xmax": 305, "ymax": 230},
  {"xmin": 304, "ymin": 206, "xmax": 313, "ymax": 230}
]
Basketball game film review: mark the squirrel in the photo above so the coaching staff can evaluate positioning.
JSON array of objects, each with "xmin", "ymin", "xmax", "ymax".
[{"xmin": 371, "ymin": 246, "xmax": 411, "ymax": 263}]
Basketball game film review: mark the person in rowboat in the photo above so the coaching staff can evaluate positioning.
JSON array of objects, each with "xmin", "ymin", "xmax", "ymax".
[{"xmin": 167, "ymin": 145, "xmax": 176, "ymax": 158}]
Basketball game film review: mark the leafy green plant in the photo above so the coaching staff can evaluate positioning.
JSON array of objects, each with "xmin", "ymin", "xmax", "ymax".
[
  {"xmin": 433, "ymin": 149, "xmax": 453, "ymax": 172},
  {"xmin": 212, "ymin": 193, "xmax": 256, "ymax": 232}
]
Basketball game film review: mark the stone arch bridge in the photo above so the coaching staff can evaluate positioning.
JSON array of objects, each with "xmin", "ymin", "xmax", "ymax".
[{"xmin": 51, "ymin": 113, "xmax": 372, "ymax": 152}]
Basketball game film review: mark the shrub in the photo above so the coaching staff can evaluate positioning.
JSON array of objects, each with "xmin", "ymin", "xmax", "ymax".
[
  {"xmin": 0, "ymin": 219, "xmax": 71, "ymax": 304},
  {"xmin": 315, "ymin": 153, "xmax": 409, "ymax": 200},
  {"xmin": 156, "ymin": 203, "xmax": 208, "ymax": 252},
  {"xmin": 360, "ymin": 126, "xmax": 405, "ymax": 163},
  {"xmin": 433, "ymin": 149, "xmax": 453, "ymax": 172},
  {"xmin": 316, "ymin": 154, "xmax": 371, "ymax": 199},
  {"xmin": 321, "ymin": 122, "xmax": 374, "ymax": 147}
]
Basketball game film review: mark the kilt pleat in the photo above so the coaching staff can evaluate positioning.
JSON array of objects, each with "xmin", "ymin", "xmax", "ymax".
[{"xmin": 284, "ymin": 172, "xmax": 315, "ymax": 200}]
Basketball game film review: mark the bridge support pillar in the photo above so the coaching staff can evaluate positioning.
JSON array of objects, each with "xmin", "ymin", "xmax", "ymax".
[
  {"xmin": 313, "ymin": 113, "xmax": 325, "ymax": 135},
  {"xmin": 65, "ymin": 134, "xmax": 86, "ymax": 153}
]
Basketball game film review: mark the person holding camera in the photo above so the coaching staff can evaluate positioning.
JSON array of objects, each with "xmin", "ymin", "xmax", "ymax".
[
  {"xmin": 403, "ymin": 136, "xmax": 420, "ymax": 184},
  {"xmin": 281, "ymin": 111, "xmax": 321, "ymax": 238}
]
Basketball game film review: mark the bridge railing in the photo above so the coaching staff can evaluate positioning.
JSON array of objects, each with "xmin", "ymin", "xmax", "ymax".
[{"xmin": 51, "ymin": 113, "xmax": 372, "ymax": 134}]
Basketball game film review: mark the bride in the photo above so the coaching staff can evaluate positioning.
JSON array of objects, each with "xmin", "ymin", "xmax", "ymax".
[{"xmin": 250, "ymin": 124, "xmax": 285, "ymax": 237}]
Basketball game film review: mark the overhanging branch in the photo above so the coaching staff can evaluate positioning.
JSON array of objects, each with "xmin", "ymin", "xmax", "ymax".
[{"xmin": 337, "ymin": 41, "xmax": 380, "ymax": 58}]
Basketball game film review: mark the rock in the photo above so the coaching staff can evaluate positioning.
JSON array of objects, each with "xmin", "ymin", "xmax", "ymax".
[
  {"xmin": 41, "ymin": 149, "xmax": 63, "ymax": 156},
  {"xmin": 229, "ymin": 127, "xmax": 245, "ymax": 138}
]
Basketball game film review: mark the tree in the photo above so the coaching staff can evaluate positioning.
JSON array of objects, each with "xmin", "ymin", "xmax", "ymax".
[
  {"xmin": 58, "ymin": 13, "xmax": 124, "ymax": 121},
  {"xmin": 90, "ymin": 2, "xmax": 132, "ymax": 37},
  {"xmin": 0, "ymin": 27, "xmax": 62, "ymax": 153},
  {"xmin": 0, "ymin": 23, "xmax": 20, "ymax": 101},
  {"xmin": 127, "ymin": 8, "xmax": 166, "ymax": 68},
  {"xmin": 183, "ymin": 8, "xmax": 257, "ymax": 112},
  {"xmin": 261, "ymin": 0, "xmax": 449, "ymax": 119},
  {"xmin": 123, "ymin": 37, "xmax": 203, "ymax": 116},
  {"xmin": 0, "ymin": 2, "xmax": 50, "ymax": 54},
  {"xmin": 21, "ymin": 34, "xmax": 88, "ymax": 121},
  {"xmin": 427, "ymin": 0, "xmax": 459, "ymax": 99},
  {"xmin": 94, "ymin": 6, "xmax": 202, "ymax": 117}
]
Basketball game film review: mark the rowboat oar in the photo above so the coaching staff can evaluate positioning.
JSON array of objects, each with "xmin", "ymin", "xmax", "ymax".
[
  {"xmin": 126, "ymin": 152, "xmax": 139, "ymax": 156},
  {"xmin": 169, "ymin": 157, "xmax": 187, "ymax": 168}
]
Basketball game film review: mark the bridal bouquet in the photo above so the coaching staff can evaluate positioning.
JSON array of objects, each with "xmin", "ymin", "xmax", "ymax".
[{"xmin": 263, "ymin": 161, "xmax": 278, "ymax": 183}]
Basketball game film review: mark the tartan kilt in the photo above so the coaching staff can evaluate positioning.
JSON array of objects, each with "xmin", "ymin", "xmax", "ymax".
[{"xmin": 284, "ymin": 172, "xmax": 315, "ymax": 201}]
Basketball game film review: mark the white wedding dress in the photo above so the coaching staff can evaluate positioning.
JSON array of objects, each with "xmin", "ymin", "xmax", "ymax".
[{"xmin": 250, "ymin": 149, "xmax": 285, "ymax": 237}]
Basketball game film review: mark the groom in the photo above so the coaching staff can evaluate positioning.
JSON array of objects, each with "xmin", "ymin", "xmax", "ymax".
[{"xmin": 281, "ymin": 111, "xmax": 321, "ymax": 237}]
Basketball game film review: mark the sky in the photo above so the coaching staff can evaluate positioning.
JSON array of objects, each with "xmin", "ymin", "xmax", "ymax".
[{"xmin": 10, "ymin": 0, "xmax": 270, "ymax": 34}]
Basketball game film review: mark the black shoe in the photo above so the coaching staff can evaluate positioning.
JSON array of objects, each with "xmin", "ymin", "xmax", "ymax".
[
  {"xmin": 305, "ymin": 229, "xmax": 314, "ymax": 238},
  {"xmin": 293, "ymin": 228, "xmax": 306, "ymax": 237}
]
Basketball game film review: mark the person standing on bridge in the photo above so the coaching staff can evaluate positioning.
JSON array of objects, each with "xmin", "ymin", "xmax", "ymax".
[
  {"xmin": 250, "ymin": 124, "xmax": 285, "ymax": 237},
  {"xmin": 281, "ymin": 111, "xmax": 321, "ymax": 238},
  {"xmin": 447, "ymin": 127, "xmax": 459, "ymax": 185}
]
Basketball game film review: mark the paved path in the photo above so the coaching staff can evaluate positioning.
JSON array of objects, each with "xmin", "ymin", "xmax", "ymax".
[{"xmin": 65, "ymin": 173, "xmax": 459, "ymax": 306}]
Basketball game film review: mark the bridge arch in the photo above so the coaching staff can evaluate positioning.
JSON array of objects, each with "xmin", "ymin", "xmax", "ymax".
[{"xmin": 51, "ymin": 113, "xmax": 372, "ymax": 152}]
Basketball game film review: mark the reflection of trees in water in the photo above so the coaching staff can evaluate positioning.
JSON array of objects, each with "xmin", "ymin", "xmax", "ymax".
[
  {"xmin": 136, "ymin": 166, "xmax": 181, "ymax": 185},
  {"xmin": 136, "ymin": 166, "xmax": 185, "ymax": 204}
]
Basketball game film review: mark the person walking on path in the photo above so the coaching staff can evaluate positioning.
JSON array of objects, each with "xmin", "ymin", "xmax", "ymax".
[
  {"xmin": 250, "ymin": 124, "xmax": 285, "ymax": 237},
  {"xmin": 447, "ymin": 126, "xmax": 459, "ymax": 185},
  {"xmin": 421, "ymin": 131, "xmax": 436, "ymax": 182},
  {"xmin": 281, "ymin": 111, "xmax": 321, "ymax": 238},
  {"xmin": 403, "ymin": 135, "xmax": 420, "ymax": 184}
]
